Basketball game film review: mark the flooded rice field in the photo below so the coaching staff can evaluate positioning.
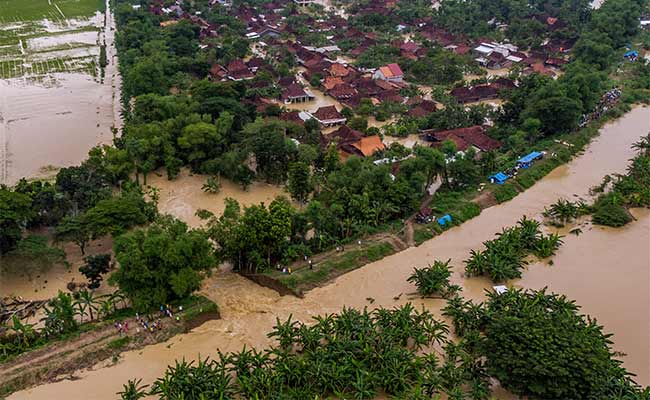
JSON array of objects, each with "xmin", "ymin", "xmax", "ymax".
[
  {"xmin": 9, "ymin": 106, "xmax": 650, "ymax": 399},
  {"xmin": 0, "ymin": 0, "xmax": 121, "ymax": 185},
  {"xmin": 148, "ymin": 169, "xmax": 291, "ymax": 228}
]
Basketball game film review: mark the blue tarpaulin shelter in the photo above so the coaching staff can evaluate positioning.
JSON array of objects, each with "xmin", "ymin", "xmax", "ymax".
[
  {"xmin": 624, "ymin": 50, "xmax": 638, "ymax": 59},
  {"xmin": 517, "ymin": 151, "xmax": 543, "ymax": 168},
  {"xmin": 438, "ymin": 214, "xmax": 452, "ymax": 226},
  {"xmin": 488, "ymin": 172, "xmax": 509, "ymax": 185}
]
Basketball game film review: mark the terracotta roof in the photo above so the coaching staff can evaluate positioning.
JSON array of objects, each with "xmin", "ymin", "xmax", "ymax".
[
  {"xmin": 375, "ymin": 79, "xmax": 396, "ymax": 91},
  {"xmin": 350, "ymin": 135, "xmax": 385, "ymax": 157},
  {"xmin": 378, "ymin": 63, "xmax": 404, "ymax": 78},
  {"xmin": 279, "ymin": 111, "xmax": 304, "ymax": 125},
  {"xmin": 281, "ymin": 83, "xmax": 308, "ymax": 99},
  {"xmin": 400, "ymin": 41, "xmax": 419, "ymax": 52},
  {"xmin": 313, "ymin": 105, "xmax": 343, "ymax": 121},
  {"xmin": 328, "ymin": 125, "xmax": 363, "ymax": 145},
  {"xmin": 323, "ymin": 76, "xmax": 344, "ymax": 90},
  {"xmin": 278, "ymin": 76, "xmax": 296, "ymax": 87},
  {"xmin": 329, "ymin": 63, "xmax": 350, "ymax": 77},
  {"xmin": 227, "ymin": 59, "xmax": 248, "ymax": 72},
  {"xmin": 209, "ymin": 64, "xmax": 228, "ymax": 79},
  {"xmin": 442, "ymin": 133, "xmax": 471, "ymax": 151},
  {"xmin": 453, "ymin": 45, "xmax": 470, "ymax": 55},
  {"xmin": 329, "ymin": 83, "xmax": 357, "ymax": 99},
  {"xmin": 229, "ymin": 68, "xmax": 254, "ymax": 80},
  {"xmin": 431, "ymin": 126, "xmax": 501, "ymax": 151}
]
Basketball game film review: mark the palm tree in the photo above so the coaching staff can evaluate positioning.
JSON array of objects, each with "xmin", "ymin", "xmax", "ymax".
[
  {"xmin": 75, "ymin": 289, "xmax": 98, "ymax": 321},
  {"xmin": 117, "ymin": 379, "xmax": 148, "ymax": 400},
  {"xmin": 632, "ymin": 133, "xmax": 650, "ymax": 156},
  {"xmin": 10, "ymin": 315, "xmax": 36, "ymax": 348},
  {"xmin": 98, "ymin": 298, "xmax": 114, "ymax": 319},
  {"xmin": 110, "ymin": 290, "xmax": 129, "ymax": 311}
]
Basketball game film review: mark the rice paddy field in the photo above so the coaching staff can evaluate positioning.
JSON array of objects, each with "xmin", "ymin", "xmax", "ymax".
[
  {"xmin": 0, "ymin": 0, "xmax": 120, "ymax": 185},
  {"xmin": 0, "ymin": 0, "xmax": 104, "ymax": 79}
]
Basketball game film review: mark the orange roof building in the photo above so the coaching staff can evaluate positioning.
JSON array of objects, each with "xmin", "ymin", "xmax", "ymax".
[{"xmin": 373, "ymin": 63, "xmax": 404, "ymax": 82}]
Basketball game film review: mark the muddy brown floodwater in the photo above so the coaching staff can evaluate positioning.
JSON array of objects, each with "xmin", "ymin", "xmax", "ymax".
[
  {"xmin": 147, "ymin": 168, "xmax": 291, "ymax": 228},
  {"xmin": 8, "ymin": 107, "xmax": 650, "ymax": 399}
]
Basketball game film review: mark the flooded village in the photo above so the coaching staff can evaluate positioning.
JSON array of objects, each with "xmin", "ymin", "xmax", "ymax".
[{"xmin": 1, "ymin": 0, "xmax": 649, "ymax": 399}]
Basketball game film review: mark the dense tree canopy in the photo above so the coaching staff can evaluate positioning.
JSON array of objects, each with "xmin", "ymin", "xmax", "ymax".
[{"xmin": 110, "ymin": 217, "xmax": 216, "ymax": 312}]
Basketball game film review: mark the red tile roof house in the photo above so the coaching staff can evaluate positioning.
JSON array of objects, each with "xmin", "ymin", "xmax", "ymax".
[
  {"xmin": 281, "ymin": 83, "xmax": 315, "ymax": 104},
  {"xmin": 279, "ymin": 110, "xmax": 305, "ymax": 125},
  {"xmin": 209, "ymin": 64, "xmax": 228, "ymax": 81},
  {"xmin": 326, "ymin": 125, "xmax": 364, "ymax": 146},
  {"xmin": 329, "ymin": 83, "xmax": 357, "ymax": 100},
  {"xmin": 373, "ymin": 63, "xmax": 404, "ymax": 83},
  {"xmin": 309, "ymin": 105, "xmax": 347, "ymax": 127},
  {"xmin": 340, "ymin": 135, "xmax": 385, "ymax": 159},
  {"xmin": 226, "ymin": 59, "xmax": 254, "ymax": 81},
  {"xmin": 407, "ymin": 99, "xmax": 438, "ymax": 118},
  {"xmin": 325, "ymin": 126, "xmax": 385, "ymax": 160},
  {"xmin": 422, "ymin": 126, "xmax": 502, "ymax": 153},
  {"xmin": 451, "ymin": 84, "xmax": 503, "ymax": 104},
  {"xmin": 322, "ymin": 76, "xmax": 345, "ymax": 91}
]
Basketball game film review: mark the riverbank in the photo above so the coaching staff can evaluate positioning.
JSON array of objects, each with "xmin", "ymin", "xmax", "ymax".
[
  {"xmin": 8, "ymin": 105, "xmax": 649, "ymax": 400},
  {"xmin": 0, "ymin": 295, "xmax": 219, "ymax": 397},
  {"xmin": 249, "ymin": 102, "xmax": 647, "ymax": 297}
]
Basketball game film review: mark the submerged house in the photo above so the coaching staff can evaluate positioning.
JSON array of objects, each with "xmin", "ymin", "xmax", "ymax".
[
  {"xmin": 309, "ymin": 105, "xmax": 347, "ymax": 127},
  {"xmin": 281, "ymin": 83, "xmax": 314, "ymax": 104},
  {"xmin": 325, "ymin": 125, "xmax": 385, "ymax": 159}
]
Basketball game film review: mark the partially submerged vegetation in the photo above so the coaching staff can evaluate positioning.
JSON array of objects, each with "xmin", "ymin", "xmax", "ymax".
[
  {"xmin": 543, "ymin": 134, "xmax": 650, "ymax": 228},
  {"xmin": 408, "ymin": 260, "xmax": 461, "ymax": 298},
  {"xmin": 120, "ymin": 289, "xmax": 649, "ymax": 400},
  {"xmin": 442, "ymin": 289, "xmax": 649, "ymax": 400},
  {"xmin": 464, "ymin": 216, "xmax": 564, "ymax": 282}
]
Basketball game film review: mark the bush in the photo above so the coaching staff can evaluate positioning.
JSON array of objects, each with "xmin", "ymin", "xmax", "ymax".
[
  {"xmin": 464, "ymin": 217, "xmax": 563, "ymax": 282},
  {"xmin": 453, "ymin": 201, "xmax": 481, "ymax": 222},
  {"xmin": 483, "ymin": 289, "xmax": 640, "ymax": 400},
  {"xmin": 493, "ymin": 184, "xmax": 519, "ymax": 203},
  {"xmin": 592, "ymin": 203, "xmax": 632, "ymax": 227},
  {"xmin": 407, "ymin": 260, "xmax": 460, "ymax": 298}
]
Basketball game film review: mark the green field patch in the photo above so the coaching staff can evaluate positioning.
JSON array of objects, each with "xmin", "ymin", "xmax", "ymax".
[{"xmin": 0, "ymin": 0, "xmax": 103, "ymax": 22}]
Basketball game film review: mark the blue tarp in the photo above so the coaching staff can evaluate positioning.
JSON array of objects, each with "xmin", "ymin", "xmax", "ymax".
[
  {"xmin": 438, "ymin": 214, "xmax": 452, "ymax": 226},
  {"xmin": 488, "ymin": 172, "xmax": 509, "ymax": 185},
  {"xmin": 624, "ymin": 50, "xmax": 639, "ymax": 58},
  {"xmin": 517, "ymin": 151, "xmax": 543, "ymax": 164}
]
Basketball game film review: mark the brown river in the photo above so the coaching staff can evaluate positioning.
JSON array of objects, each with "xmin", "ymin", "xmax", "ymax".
[{"xmin": 7, "ymin": 107, "xmax": 650, "ymax": 398}]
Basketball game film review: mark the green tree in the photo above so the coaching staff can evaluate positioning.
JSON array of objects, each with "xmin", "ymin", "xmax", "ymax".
[
  {"xmin": 41, "ymin": 291, "xmax": 78, "ymax": 337},
  {"xmin": 79, "ymin": 253, "xmax": 111, "ymax": 289},
  {"xmin": 74, "ymin": 289, "xmax": 99, "ymax": 321},
  {"xmin": 287, "ymin": 162, "xmax": 313, "ymax": 202},
  {"xmin": 55, "ymin": 215, "xmax": 92, "ymax": 255},
  {"xmin": 109, "ymin": 217, "xmax": 215, "ymax": 312},
  {"xmin": 407, "ymin": 260, "xmax": 460, "ymax": 298},
  {"xmin": 483, "ymin": 289, "xmax": 640, "ymax": 399},
  {"xmin": 118, "ymin": 379, "xmax": 149, "ymax": 400},
  {"xmin": 84, "ymin": 190, "xmax": 154, "ymax": 238},
  {"xmin": 209, "ymin": 197, "xmax": 294, "ymax": 272},
  {"xmin": 0, "ymin": 189, "xmax": 33, "ymax": 254}
]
